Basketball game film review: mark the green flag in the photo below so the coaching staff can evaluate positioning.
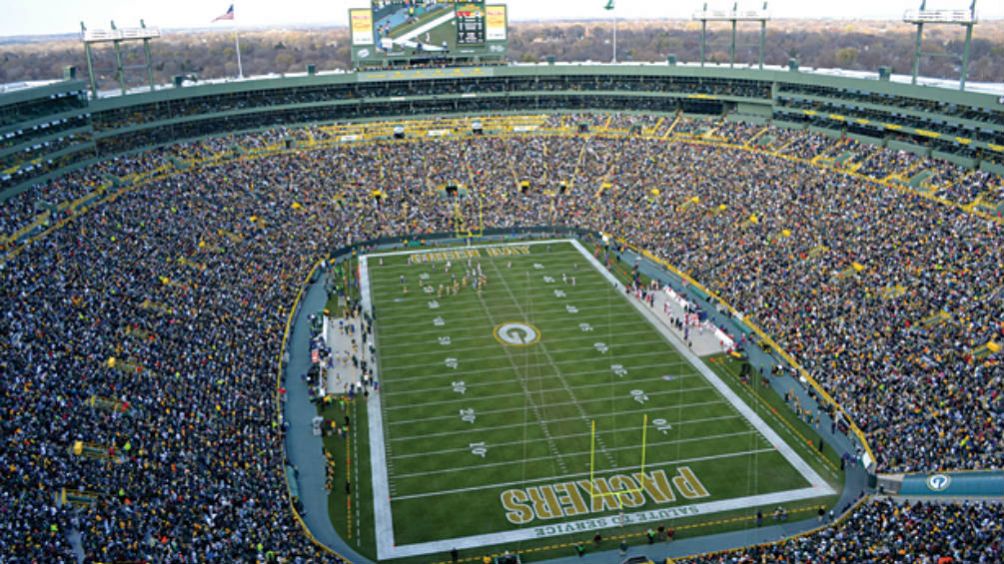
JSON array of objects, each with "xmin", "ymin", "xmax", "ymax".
[{"xmin": 605, "ymin": 0, "xmax": 615, "ymax": 9}]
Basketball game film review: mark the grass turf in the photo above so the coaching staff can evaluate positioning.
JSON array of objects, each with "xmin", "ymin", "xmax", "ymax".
[{"xmin": 361, "ymin": 240, "xmax": 830, "ymax": 550}]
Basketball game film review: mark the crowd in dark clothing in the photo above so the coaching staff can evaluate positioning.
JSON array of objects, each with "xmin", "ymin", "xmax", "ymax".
[{"xmin": 680, "ymin": 497, "xmax": 1003, "ymax": 563}]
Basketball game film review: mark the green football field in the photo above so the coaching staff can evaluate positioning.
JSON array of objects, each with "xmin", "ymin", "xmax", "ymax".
[{"xmin": 361, "ymin": 239, "xmax": 835, "ymax": 559}]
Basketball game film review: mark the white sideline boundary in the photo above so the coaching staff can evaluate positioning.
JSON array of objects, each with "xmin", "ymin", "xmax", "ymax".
[
  {"xmin": 384, "ymin": 486, "xmax": 826, "ymax": 558},
  {"xmin": 363, "ymin": 239, "xmax": 835, "ymax": 560},
  {"xmin": 359, "ymin": 256, "xmax": 396, "ymax": 557},
  {"xmin": 570, "ymin": 239, "xmax": 833, "ymax": 495}
]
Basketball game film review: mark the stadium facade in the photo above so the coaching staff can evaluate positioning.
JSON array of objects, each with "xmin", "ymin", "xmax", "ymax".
[{"xmin": 3, "ymin": 63, "xmax": 1003, "ymax": 204}]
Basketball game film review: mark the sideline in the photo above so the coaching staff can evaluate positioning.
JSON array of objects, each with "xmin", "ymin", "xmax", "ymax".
[
  {"xmin": 612, "ymin": 236, "xmax": 877, "ymax": 470},
  {"xmin": 281, "ymin": 263, "xmax": 372, "ymax": 563},
  {"xmin": 570, "ymin": 240, "xmax": 834, "ymax": 498},
  {"xmin": 359, "ymin": 255, "xmax": 396, "ymax": 560}
]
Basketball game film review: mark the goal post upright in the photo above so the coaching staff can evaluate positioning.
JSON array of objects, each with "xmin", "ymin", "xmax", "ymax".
[
  {"xmin": 587, "ymin": 416, "xmax": 648, "ymax": 504},
  {"xmin": 589, "ymin": 419, "xmax": 597, "ymax": 491},
  {"xmin": 640, "ymin": 413, "xmax": 648, "ymax": 474}
]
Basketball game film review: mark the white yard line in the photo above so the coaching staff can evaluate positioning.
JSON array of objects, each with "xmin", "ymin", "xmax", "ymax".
[
  {"xmin": 380, "ymin": 349, "xmax": 687, "ymax": 376},
  {"xmin": 390, "ymin": 412, "xmax": 744, "ymax": 444},
  {"xmin": 488, "ymin": 256, "xmax": 620, "ymax": 468},
  {"xmin": 380, "ymin": 361, "xmax": 695, "ymax": 395},
  {"xmin": 378, "ymin": 331, "xmax": 667, "ymax": 360},
  {"xmin": 375, "ymin": 292, "xmax": 656, "ymax": 325},
  {"xmin": 376, "ymin": 302, "xmax": 641, "ymax": 328},
  {"xmin": 377, "ymin": 311, "xmax": 650, "ymax": 337},
  {"xmin": 390, "ymin": 429, "xmax": 759, "ymax": 465},
  {"xmin": 392, "ymin": 447, "xmax": 777, "ymax": 501},
  {"xmin": 383, "ymin": 374, "xmax": 704, "ymax": 411},
  {"xmin": 368, "ymin": 252, "xmax": 584, "ymax": 273},
  {"xmin": 365, "ymin": 238, "xmax": 575, "ymax": 258},
  {"xmin": 385, "ymin": 388, "xmax": 718, "ymax": 426},
  {"xmin": 469, "ymin": 275, "xmax": 573, "ymax": 475},
  {"xmin": 377, "ymin": 323, "xmax": 658, "ymax": 349}
]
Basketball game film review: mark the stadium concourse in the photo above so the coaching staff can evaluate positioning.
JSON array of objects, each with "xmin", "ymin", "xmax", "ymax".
[{"xmin": 1, "ymin": 114, "xmax": 1002, "ymax": 561}]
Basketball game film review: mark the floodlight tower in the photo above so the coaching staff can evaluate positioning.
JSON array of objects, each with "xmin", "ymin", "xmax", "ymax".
[
  {"xmin": 692, "ymin": 2, "xmax": 770, "ymax": 69},
  {"xmin": 605, "ymin": 0, "xmax": 617, "ymax": 63},
  {"xmin": 903, "ymin": 0, "xmax": 978, "ymax": 91},
  {"xmin": 81, "ymin": 20, "xmax": 161, "ymax": 98}
]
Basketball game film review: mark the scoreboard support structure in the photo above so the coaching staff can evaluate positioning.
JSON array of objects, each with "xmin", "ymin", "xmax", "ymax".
[
  {"xmin": 80, "ymin": 20, "xmax": 161, "ymax": 98},
  {"xmin": 693, "ymin": 2, "xmax": 770, "ymax": 70},
  {"xmin": 903, "ymin": 0, "xmax": 978, "ymax": 91}
]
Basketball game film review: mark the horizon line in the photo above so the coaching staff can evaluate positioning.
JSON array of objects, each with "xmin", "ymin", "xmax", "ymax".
[{"xmin": 2, "ymin": 15, "xmax": 1003, "ymax": 40}]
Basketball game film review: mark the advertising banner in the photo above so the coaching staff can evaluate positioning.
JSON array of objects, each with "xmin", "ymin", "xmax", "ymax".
[
  {"xmin": 350, "ymin": 9, "xmax": 374, "ymax": 46},
  {"xmin": 486, "ymin": 5, "xmax": 507, "ymax": 41}
]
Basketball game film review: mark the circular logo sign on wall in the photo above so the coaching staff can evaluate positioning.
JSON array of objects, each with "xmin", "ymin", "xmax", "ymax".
[
  {"xmin": 493, "ymin": 322, "xmax": 541, "ymax": 347},
  {"xmin": 926, "ymin": 474, "xmax": 951, "ymax": 492}
]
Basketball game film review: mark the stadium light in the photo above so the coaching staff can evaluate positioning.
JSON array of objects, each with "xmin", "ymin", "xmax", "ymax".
[
  {"xmin": 81, "ymin": 27, "xmax": 162, "ymax": 42},
  {"xmin": 902, "ymin": 1, "xmax": 978, "ymax": 91},
  {"xmin": 692, "ymin": 2, "xmax": 771, "ymax": 70},
  {"xmin": 605, "ymin": 1, "xmax": 617, "ymax": 64},
  {"xmin": 80, "ymin": 20, "xmax": 162, "ymax": 97}
]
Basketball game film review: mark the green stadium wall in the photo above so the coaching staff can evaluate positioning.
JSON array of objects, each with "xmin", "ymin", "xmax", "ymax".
[{"xmin": 3, "ymin": 64, "xmax": 1004, "ymax": 202}]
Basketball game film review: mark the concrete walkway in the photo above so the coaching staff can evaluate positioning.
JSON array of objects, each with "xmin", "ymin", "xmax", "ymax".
[
  {"xmin": 67, "ymin": 523, "xmax": 84, "ymax": 562},
  {"xmin": 503, "ymin": 504, "xmax": 863, "ymax": 564},
  {"xmin": 324, "ymin": 315, "xmax": 369, "ymax": 396},
  {"xmin": 283, "ymin": 278, "xmax": 373, "ymax": 563},
  {"xmin": 629, "ymin": 284, "xmax": 728, "ymax": 357}
]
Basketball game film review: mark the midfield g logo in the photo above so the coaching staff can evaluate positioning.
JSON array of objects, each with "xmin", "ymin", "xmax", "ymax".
[
  {"xmin": 493, "ymin": 321, "xmax": 541, "ymax": 347},
  {"xmin": 926, "ymin": 473, "xmax": 951, "ymax": 492}
]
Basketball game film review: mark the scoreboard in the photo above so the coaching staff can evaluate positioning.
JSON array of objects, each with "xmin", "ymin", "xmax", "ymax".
[
  {"xmin": 455, "ymin": 2, "xmax": 486, "ymax": 45},
  {"xmin": 350, "ymin": 1, "xmax": 507, "ymax": 68}
]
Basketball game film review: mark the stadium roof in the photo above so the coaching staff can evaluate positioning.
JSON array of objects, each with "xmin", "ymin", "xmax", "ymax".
[
  {"xmin": 515, "ymin": 61, "xmax": 1004, "ymax": 96},
  {"xmin": 7, "ymin": 61, "xmax": 1000, "ymax": 99},
  {"xmin": 0, "ymin": 79, "xmax": 66, "ymax": 94}
]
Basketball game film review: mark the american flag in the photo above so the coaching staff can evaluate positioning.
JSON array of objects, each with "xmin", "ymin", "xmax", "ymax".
[{"xmin": 212, "ymin": 4, "xmax": 235, "ymax": 22}]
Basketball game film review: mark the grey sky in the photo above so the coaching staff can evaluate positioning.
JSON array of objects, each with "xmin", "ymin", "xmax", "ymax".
[{"xmin": 1, "ymin": 1, "xmax": 999, "ymax": 38}]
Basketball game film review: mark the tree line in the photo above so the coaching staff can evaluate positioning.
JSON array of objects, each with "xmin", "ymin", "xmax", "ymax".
[{"xmin": 1, "ymin": 20, "xmax": 1001, "ymax": 91}]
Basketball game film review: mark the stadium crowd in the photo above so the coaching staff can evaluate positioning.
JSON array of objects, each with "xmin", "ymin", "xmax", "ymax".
[
  {"xmin": 1, "ymin": 115, "xmax": 1002, "ymax": 559},
  {"xmin": 1, "ymin": 150, "xmax": 344, "ymax": 560},
  {"xmin": 680, "ymin": 497, "xmax": 1004, "ymax": 563}
]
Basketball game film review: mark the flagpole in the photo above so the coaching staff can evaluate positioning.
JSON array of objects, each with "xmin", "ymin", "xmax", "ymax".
[{"xmin": 233, "ymin": 3, "xmax": 244, "ymax": 78}]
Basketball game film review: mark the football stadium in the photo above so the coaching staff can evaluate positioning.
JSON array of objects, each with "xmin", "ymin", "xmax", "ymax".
[{"xmin": 1, "ymin": 1, "xmax": 1003, "ymax": 562}]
